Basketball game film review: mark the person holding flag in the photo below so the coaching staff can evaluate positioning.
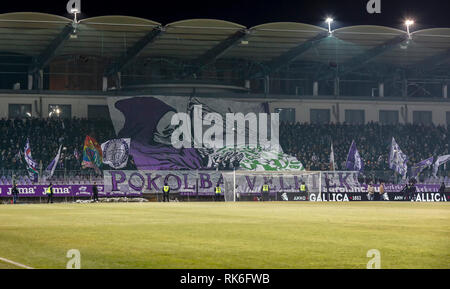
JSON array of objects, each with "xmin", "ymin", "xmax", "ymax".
[
  {"xmin": 330, "ymin": 141, "xmax": 336, "ymax": 171},
  {"xmin": 389, "ymin": 137, "xmax": 408, "ymax": 178},
  {"xmin": 346, "ymin": 140, "xmax": 364, "ymax": 173},
  {"xmin": 24, "ymin": 138, "xmax": 39, "ymax": 182},
  {"xmin": 433, "ymin": 155, "xmax": 450, "ymax": 178},
  {"xmin": 82, "ymin": 136, "xmax": 103, "ymax": 175},
  {"xmin": 44, "ymin": 145, "xmax": 62, "ymax": 181},
  {"xmin": 411, "ymin": 157, "xmax": 434, "ymax": 180}
]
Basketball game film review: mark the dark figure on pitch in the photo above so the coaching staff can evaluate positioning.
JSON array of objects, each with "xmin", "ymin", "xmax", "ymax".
[
  {"xmin": 47, "ymin": 183, "xmax": 54, "ymax": 204},
  {"xmin": 163, "ymin": 182, "xmax": 170, "ymax": 202},
  {"xmin": 215, "ymin": 184, "xmax": 222, "ymax": 202},
  {"xmin": 92, "ymin": 182, "xmax": 99, "ymax": 202},
  {"xmin": 12, "ymin": 182, "xmax": 19, "ymax": 204},
  {"xmin": 261, "ymin": 182, "xmax": 269, "ymax": 202},
  {"xmin": 439, "ymin": 182, "xmax": 446, "ymax": 200}
]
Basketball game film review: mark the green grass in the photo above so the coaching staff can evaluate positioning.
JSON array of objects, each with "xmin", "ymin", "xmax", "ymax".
[{"xmin": 0, "ymin": 202, "xmax": 449, "ymax": 269}]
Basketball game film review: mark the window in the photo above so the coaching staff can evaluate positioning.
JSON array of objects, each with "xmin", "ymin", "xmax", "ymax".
[
  {"xmin": 275, "ymin": 108, "xmax": 295, "ymax": 123},
  {"xmin": 88, "ymin": 105, "xmax": 111, "ymax": 120},
  {"xmin": 379, "ymin": 110, "xmax": 399, "ymax": 125},
  {"xmin": 310, "ymin": 109, "xmax": 330, "ymax": 124},
  {"xmin": 48, "ymin": 104, "xmax": 72, "ymax": 119},
  {"xmin": 9, "ymin": 104, "xmax": 32, "ymax": 118},
  {"xmin": 345, "ymin": 110, "xmax": 365, "ymax": 124},
  {"xmin": 413, "ymin": 111, "xmax": 432, "ymax": 126}
]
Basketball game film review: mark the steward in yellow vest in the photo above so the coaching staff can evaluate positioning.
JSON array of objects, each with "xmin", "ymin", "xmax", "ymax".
[
  {"xmin": 215, "ymin": 185, "xmax": 222, "ymax": 202},
  {"xmin": 163, "ymin": 183, "xmax": 170, "ymax": 202},
  {"xmin": 46, "ymin": 183, "xmax": 54, "ymax": 204},
  {"xmin": 299, "ymin": 182, "xmax": 308, "ymax": 194},
  {"xmin": 262, "ymin": 183, "xmax": 269, "ymax": 201}
]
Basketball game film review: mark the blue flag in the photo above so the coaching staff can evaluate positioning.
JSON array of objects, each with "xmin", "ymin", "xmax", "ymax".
[{"xmin": 345, "ymin": 140, "xmax": 364, "ymax": 172}]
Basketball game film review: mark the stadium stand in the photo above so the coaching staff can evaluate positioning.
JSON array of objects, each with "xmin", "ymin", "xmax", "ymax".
[{"xmin": 0, "ymin": 117, "xmax": 448, "ymax": 185}]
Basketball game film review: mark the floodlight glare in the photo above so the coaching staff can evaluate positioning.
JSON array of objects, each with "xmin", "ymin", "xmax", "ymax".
[
  {"xmin": 404, "ymin": 19, "xmax": 414, "ymax": 39},
  {"xmin": 405, "ymin": 19, "xmax": 414, "ymax": 26},
  {"xmin": 325, "ymin": 18, "xmax": 334, "ymax": 34},
  {"xmin": 70, "ymin": 8, "xmax": 79, "ymax": 14}
]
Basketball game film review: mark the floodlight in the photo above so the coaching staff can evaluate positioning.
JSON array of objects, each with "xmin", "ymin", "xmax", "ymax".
[
  {"xmin": 325, "ymin": 18, "xmax": 334, "ymax": 34},
  {"xmin": 404, "ymin": 19, "xmax": 414, "ymax": 38},
  {"xmin": 405, "ymin": 19, "xmax": 414, "ymax": 26}
]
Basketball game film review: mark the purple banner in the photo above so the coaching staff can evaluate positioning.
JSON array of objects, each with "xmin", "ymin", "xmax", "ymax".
[{"xmin": 0, "ymin": 184, "xmax": 139, "ymax": 198}]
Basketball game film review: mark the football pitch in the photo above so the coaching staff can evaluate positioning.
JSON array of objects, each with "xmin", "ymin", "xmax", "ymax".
[{"xmin": 0, "ymin": 202, "xmax": 448, "ymax": 269}]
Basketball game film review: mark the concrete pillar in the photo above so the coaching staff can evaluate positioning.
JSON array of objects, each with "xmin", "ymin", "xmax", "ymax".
[
  {"xmin": 378, "ymin": 82, "xmax": 384, "ymax": 97},
  {"xmin": 264, "ymin": 75, "xmax": 270, "ymax": 95},
  {"xmin": 443, "ymin": 83, "xmax": 448, "ymax": 99},
  {"xmin": 402, "ymin": 79, "xmax": 408, "ymax": 97},
  {"xmin": 334, "ymin": 77, "xmax": 340, "ymax": 96},
  {"xmin": 38, "ymin": 69, "xmax": 44, "ymax": 90},
  {"xmin": 313, "ymin": 81, "xmax": 319, "ymax": 96},
  {"xmin": 27, "ymin": 74, "xmax": 33, "ymax": 90},
  {"xmin": 116, "ymin": 72, "xmax": 122, "ymax": 89},
  {"xmin": 102, "ymin": 76, "xmax": 108, "ymax": 92},
  {"xmin": 244, "ymin": 80, "xmax": 250, "ymax": 90}
]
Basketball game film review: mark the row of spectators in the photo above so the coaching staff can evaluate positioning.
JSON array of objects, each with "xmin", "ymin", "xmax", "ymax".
[
  {"xmin": 280, "ymin": 121, "xmax": 450, "ymax": 177},
  {"xmin": 0, "ymin": 117, "xmax": 449, "ymax": 179},
  {"xmin": 0, "ymin": 117, "xmax": 117, "ymax": 173}
]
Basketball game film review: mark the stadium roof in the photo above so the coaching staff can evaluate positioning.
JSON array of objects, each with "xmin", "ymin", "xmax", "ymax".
[{"xmin": 0, "ymin": 12, "xmax": 449, "ymax": 77}]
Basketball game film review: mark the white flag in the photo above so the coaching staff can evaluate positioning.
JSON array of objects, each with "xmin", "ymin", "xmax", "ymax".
[
  {"xmin": 433, "ymin": 155, "xmax": 450, "ymax": 177},
  {"xmin": 330, "ymin": 142, "xmax": 336, "ymax": 171},
  {"xmin": 389, "ymin": 137, "xmax": 408, "ymax": 176},
  {"xmin": 101, "ymin": 138, "xmax": 131, "ymax": 169}
]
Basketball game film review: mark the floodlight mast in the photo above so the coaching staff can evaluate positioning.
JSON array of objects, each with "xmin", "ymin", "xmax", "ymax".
[
  {"xmin": 405, "ymin": 19, "xmax": 414, "ymax": 39},
  {"xmin": 326, "ymin": 18, "xmax": 334, "ymax": 34}
]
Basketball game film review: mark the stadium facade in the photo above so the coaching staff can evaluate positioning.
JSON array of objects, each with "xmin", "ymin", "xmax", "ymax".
[{"xmin": 0, "ymin": 12, "xmax": 448, "ymax": 126}]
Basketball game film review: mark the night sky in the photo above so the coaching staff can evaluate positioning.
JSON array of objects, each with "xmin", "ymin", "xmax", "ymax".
[{"xmin": 1, "ymin": 0, "xmax": 449, "ymax": 30}]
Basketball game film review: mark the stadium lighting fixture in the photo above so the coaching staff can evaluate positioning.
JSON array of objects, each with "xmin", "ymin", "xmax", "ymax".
[
  {"xmin": 325, "ymin": 18, "xmax": 334, "ymax": 34},
  {"xmin": 404, "ymin": 19, "xmax": 414, "ymax": 38}
]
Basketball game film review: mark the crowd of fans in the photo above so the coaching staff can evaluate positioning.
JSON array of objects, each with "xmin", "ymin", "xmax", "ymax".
[
  {"xmin": 280, "ymin": 121, "xmax": 450, "ymax": 178},
  {"xmin": 0, "ymin": 117, "xmax": 449, "ymax": 182},
  {"xmin": 0, "ymin": 117, "xmax": 117, "ymax": 176}
]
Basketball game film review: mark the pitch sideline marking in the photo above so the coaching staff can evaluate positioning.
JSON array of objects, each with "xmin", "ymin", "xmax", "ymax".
[{"xmin": 0, "ymin": 257, "xmax": 34, "ymax": 269}]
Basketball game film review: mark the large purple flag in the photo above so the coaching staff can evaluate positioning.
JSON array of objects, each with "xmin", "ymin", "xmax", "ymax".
[
  {"xmin": 411, "ymin": 157, "xmax": 433, "ymax": 178},
  {"xmin": 44, "ymin": 145, "xmax": 62, "ymax": 179},
  {"xmin": 345, "ymin": 140, "xmax": 364, "ymax": 172}
]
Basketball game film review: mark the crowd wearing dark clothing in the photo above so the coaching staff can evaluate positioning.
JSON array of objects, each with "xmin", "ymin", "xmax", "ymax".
[
  {"xmin": 280, "ymin": 122, "xmax": 450, "ymax": 177},
  {"xmin": 0, "ymin": 117, "xmax": 118, "ymax": 174},
  {"xmin": 0, "ymin": 117, "xmax": 449, "ymax": 181}
]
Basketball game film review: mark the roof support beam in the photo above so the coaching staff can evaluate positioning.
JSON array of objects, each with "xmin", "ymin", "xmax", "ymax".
[
  {"xmin": 29, "ymin": 24, "xmax": 74, "ymax": 74},
  {"xmin": 181, "ymin": 29, "xmax": 249, "ymax": 78},
  {"xmin": 252, "ymin": 31, "xmax": 329, "ymax": 79},
  {"xmin": 105, "ymin": 26, "xmax": 164, "ymax": 77},
  {"xmin": 319, "ymin": 34, "xmax": 408, "ymax": 80}
]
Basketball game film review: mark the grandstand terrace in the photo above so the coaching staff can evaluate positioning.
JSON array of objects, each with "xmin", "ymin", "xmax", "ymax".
[{"xmin": 0, "ymin": 12, "xmax": 449, "ymax": 184}]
